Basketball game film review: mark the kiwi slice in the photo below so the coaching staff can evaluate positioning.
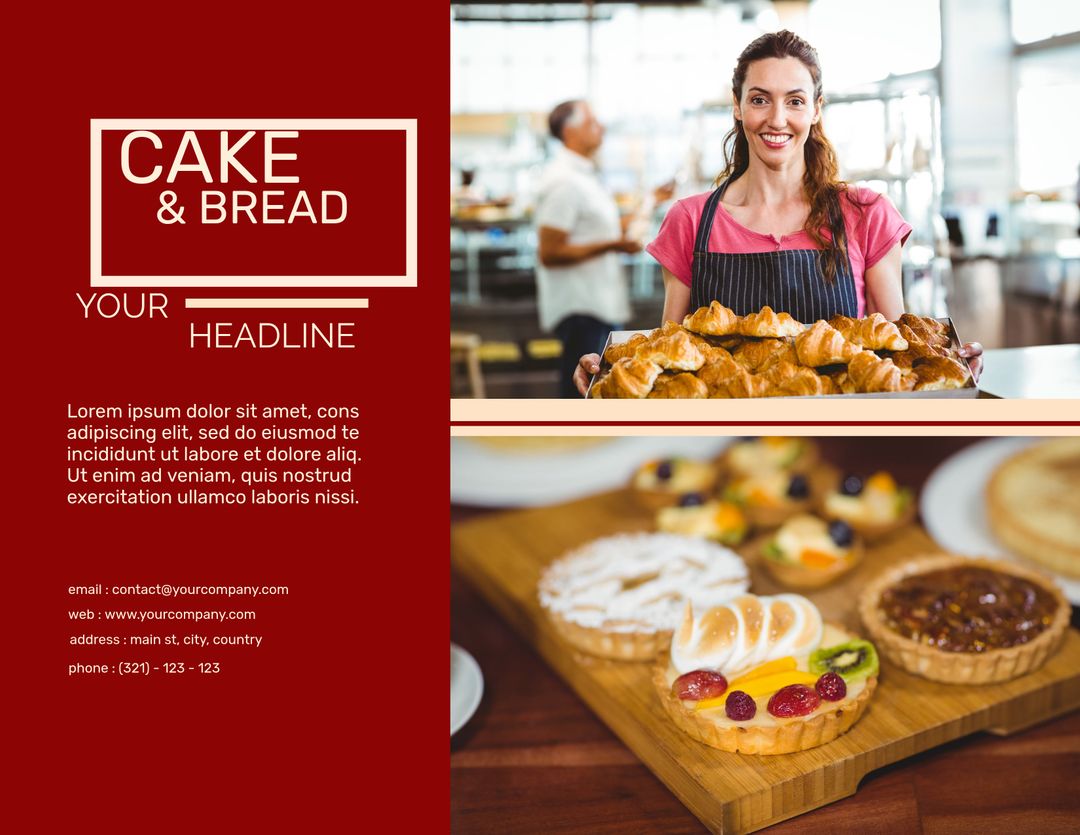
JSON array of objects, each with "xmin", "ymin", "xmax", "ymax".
[{"xmin": 809, "ymin": 639, "xmax": 879, "ymax": 683}]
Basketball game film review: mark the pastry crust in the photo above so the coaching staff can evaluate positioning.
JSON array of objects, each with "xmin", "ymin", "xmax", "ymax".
[
  {"xmin": 986, "ymin": 439, "xmax": 1080, "ymax": 577},
  {"xmin": 858, "ymin": 553, "xmax": 1070, "ymax": 684},
  {"xmin": 653, "ymin": 629, "xmax": 877, "ymax": 754},
  {"xmin": 683, "ymin": 301, "xmax": 741, "ymax": 336},
  {"xmin": 550, "ymin": 608, "xmax": 672, "ymax": 661},
  {"xmin": 737, "ymin": 305, "xmax": 804, "ymax": 338},
  {"xmin": 794, "ymin": 321, "xmax": 863, "ymax": 366}
]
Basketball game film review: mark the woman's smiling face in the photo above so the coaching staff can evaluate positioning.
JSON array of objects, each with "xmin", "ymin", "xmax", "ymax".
[{"xmin": 734, "ymin": 56, "xmax": 820, "ymax": 171}]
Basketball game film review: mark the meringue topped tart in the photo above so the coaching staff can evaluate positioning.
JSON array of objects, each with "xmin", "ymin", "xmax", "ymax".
[{"xmin": 654, "ymin": 593, "xmax": 878, "ymax": 754}]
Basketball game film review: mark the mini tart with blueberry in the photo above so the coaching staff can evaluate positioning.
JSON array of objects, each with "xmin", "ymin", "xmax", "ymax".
[
  {"xmin": 719, "ymin": 437, "xmax": 820, "ymax": 478},
  {"xmin": 722, "ymin": 468, "xmax": 830, "ymax": 528},
  {"xmin": 821, "ymin": 471, "xmax": 916, "ymax": 540},
  {"xmin": 759, "ymin": 515, "xmax": 864, "ymax": 590},
  {"xmin": 632, "ymin": 457, "xmax": 719, "ymax": 510},
  {"xmin": 656, "ymin": 495, "xmax": 749, "ymax": 546},
  {"xmin": 653, "ymin": 594, "xmax": 878, "ymax": 755},
  {"xmin": 858, "ymin": 553, "xmax": 1069, "ymax": 684}
]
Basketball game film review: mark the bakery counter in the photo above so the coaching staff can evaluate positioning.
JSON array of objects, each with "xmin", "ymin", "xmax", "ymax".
[
  {"xmin": 978, "ymin": 344, "xmax": 1080, "ymax": 399},
  {"xmin": 450, "ymin": 437, "xmax": 1080, "ymax": 834}
]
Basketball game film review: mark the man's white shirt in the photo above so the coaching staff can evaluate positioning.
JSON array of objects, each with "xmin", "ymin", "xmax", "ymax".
[{"xmin": 533, "ymin": 147, "xmax": 630, "ymax": 331}]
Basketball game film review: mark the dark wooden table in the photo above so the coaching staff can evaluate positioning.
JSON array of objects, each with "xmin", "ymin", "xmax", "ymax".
[{"xmin": 451, "ymin": 437, "xmax": 1080, "ymax": 834}]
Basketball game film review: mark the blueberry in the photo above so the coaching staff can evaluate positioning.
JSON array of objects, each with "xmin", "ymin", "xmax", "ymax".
[
  {"xmin": 656, "ymin": 460, "xmax": 674, "ymax": 481},
  {"xmin": 787, "ymin": 474, "xmax": 809, "ymax": 499},
  {"xmin": 839, "ymin": 474, "xmax": 864, "ymax": 496},
  {"xmin": 678, "ymin": 492, "xmax": 706, "ymax": 508},
  {"xmin": 829, "ymin": 520, "xmax": 854, "ymax": 547}
]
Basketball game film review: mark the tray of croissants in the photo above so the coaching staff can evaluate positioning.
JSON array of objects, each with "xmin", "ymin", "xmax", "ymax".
[{"xmin": 587, "ymin": 303, "xmax": 976, "ymax": 399}]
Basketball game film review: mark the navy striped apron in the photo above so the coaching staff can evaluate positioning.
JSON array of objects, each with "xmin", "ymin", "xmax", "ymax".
[{"xmin": 690, "ymin": 181, "xmax": 858, "ymax": 321}]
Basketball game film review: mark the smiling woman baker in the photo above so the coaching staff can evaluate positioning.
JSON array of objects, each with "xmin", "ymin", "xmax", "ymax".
[{"xmin": 574, "ymin": 29, "xmax": 982, "ymax": 395}]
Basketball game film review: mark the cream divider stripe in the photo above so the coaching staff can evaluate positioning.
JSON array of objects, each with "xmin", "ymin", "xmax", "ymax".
[{"xmin": 185, "ymin": 298, "xmax": 369, "ymax": 309}]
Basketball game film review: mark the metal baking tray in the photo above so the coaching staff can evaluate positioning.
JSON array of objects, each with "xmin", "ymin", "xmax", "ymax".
[{"xmin": 586, "ymin": 317, "xmax": 979, "ymax": 399}]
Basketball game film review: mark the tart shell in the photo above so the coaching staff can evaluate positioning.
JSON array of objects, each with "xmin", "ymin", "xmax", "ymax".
[
  {"xmin": 547, "ymin": 608, "xmax": 670, "ymax": 662},
  {"xmin": 653, "ymin": 649, "xmax": 877, "ymax": 755},
  {"xmin": 857, "ymin": 553, "xmax": 1070, "ymax": 684},
  {"xmin": 758, "ymin": 535, "xmax": 865, "ymax": 590}
]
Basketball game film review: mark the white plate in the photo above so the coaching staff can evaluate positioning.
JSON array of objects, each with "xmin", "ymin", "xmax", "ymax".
[
  {"xmin": 920, "ymin": 438, "xmax": 1080, "ymax": 604},
  {"xmin": 450, "ymin": 643, "xmax": 484, "ymax": 736},
  {"xmin": 450, "ymin": 437, "xmax": 733, "ymax": 507}
]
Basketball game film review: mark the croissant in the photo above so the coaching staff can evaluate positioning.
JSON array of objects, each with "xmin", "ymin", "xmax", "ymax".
[
  {"xmin": 911, "ymin": 355, "xmax": 971, "ymax": 391},
  {"xmin": 737, "ymin": 305, "xmax": 804, "ymax": 338},
  {"xmin": 683, "ymin": 301, "xmax": 741, "ymax": 336},
  {"xmin": 762, "ymin": 363, "xmax": 836, "ymax": 397},
  {"xmin": 732, "ymin": 338, "xmax": 797, "ymax": 373},
  {"xmin": 826, "ymin": 368, "xmax": 858, "ymax": 395},
  {"xmin": 671, "ymin": 594, "xmax": 823, "ymax": 677},
  {"xmin": 709, "ymin": 370, "xmax": 769, "ymax": 399},
  {"xmin": 634, "ymin": 330, "xmax": 706, "ymax": 372},
  {"xmin": 896, "ymin": 314, "xmax": 950, "ymax": 348},
  {"xmin": 794, "ymin": 320, "xmax": 863, "ymax": 366},
  {"xmin": 828, "ymin": 312, "xmax": 908, "ymax": 351},
  {"xmin": 647, "ymin": 372, "xmax": 709, "ymax": 399},
  {"xmin": 590, "ymin": 358, "xmax": 662, "ymax": 399},
  {"xmin": 603, "ymin": 332, "xmax": 649, "ymax": 364},
  {"xmin": 698, "ymin": 355, "xmax": 767, "ymax": 398},
  {"xmin": 886, "ymin": 341, "xmax": 942, "ymax": 369},
  {"xmin": 847, "ymin": 351, "xmax": 913, "ymax": 393}
]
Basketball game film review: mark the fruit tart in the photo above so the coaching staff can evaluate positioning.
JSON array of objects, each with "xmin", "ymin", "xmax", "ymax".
[
  {"xmin": 858, "ymin": 554, "xmax": 1069, "ymax": 684},
  {"xmin": 759, "ymin": 515, "xmax": 864, "ymax": 590},
  {"xmin": 820, "ymin": 471, "xmax": 915, "ymax": 540},
  {"xmin": 656, "ymin": 494, "xmax": 749, "ymax": 546},
  {"xmin": 722, "ymin": 468, "xmax": 830, "ymax": 528},
  {"xmin": 632, "ymin": 457, "xmax": 720, "ymax": 511},
  {"xmin": 538, "ymin": 533, "xmax": 749, "ymax": 661},
  {"xmin": 719, "ymin": 437, "xmax": 820, "ymax": 478},
  {"xmin": 654, "ymin": 593, "xmax": 878, "ymax": 754}
]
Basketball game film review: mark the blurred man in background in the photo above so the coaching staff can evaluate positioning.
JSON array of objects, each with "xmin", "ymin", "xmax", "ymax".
[{"xmin": 534, "ymin": 100, "xmax": 643, "ymax": 398}]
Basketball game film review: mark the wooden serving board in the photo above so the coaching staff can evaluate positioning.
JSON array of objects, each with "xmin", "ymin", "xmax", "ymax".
[{"xmin": 450, "ymin": 489, "xmax": 1080, "ymax": 834}]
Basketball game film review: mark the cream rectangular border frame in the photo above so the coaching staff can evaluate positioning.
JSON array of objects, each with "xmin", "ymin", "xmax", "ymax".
[{"xmin": 89, "ymin": 118, "xmax": 417, "ymax": 288}]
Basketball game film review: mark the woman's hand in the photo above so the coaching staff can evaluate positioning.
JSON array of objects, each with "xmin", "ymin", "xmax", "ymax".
[
  {"xmin": 573, "ymin": 354, "xmax": 601, "ymax": 397},
  {"xmin": 959, "ymin": 342, "xmax": 984, "ymax": 381}
]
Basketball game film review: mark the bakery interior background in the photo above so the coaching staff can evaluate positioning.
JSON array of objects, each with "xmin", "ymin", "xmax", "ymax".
[{"xmin": 449, "ymin": 0, "xmax": 1080, "ymax": 397}]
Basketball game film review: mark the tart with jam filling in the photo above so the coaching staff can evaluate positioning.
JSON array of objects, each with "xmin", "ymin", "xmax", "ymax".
[{"xmin": 858, "ymin": 554, "xmax": 1069, "ymax": 684}]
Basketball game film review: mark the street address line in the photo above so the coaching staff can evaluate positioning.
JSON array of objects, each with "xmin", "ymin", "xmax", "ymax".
[{"xmin": 185, "ymin": 298, "xmax": 370, "ymax": 309}]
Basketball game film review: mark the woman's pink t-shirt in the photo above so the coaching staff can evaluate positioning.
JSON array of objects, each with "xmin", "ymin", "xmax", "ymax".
[{"xmin": 645, "ymin": 186, "xmax": 912, "ymax": 316}]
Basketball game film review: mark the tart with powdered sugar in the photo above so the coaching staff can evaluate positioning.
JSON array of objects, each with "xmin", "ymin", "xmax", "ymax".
[
  {"xmin": 537, "ymin": 533, "xmax": 750, "ymax": 661},
  {"xmin": 654, "ymin": 594, "xmax": 878, "ymax": 754}
]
